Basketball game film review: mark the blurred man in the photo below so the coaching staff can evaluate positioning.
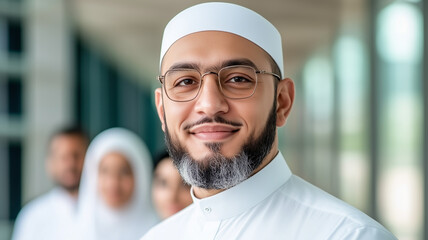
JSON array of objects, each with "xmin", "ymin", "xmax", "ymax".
[
  {"xmin": 142, "ymin": 2, "xmax": 397, "ymax": 240},
  {"xmin": 12, "ymin": 127, "xmax": 89, "ymax": 240}
]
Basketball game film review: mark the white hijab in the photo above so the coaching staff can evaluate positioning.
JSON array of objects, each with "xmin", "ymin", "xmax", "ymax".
[{"xmin": 76, "ymin": 128, "xmax": 158, "ymax": 240}]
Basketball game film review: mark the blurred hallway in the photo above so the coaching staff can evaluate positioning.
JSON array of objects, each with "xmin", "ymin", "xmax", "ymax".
[{"xmin": 0, "ymin": 0, "xmax": 426, "ymax": 239}]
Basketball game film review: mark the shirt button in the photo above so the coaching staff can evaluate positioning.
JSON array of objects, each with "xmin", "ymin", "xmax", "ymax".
[{"xmin": 204, "ymin": 207, "xmax": 212, "ymax": 213}]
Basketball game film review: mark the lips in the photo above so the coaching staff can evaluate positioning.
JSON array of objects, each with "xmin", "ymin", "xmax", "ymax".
[{"xmin": 189, "ymin": 124, "xmax": 240, "ymax": 141}]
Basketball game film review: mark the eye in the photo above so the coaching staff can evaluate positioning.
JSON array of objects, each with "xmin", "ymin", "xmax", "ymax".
[
  {"xmin": 227, "ymin": 76, "xmax": 252, "ymax": 83},
  {"xmin": 119, "ymin": 168, "xmax": 133, "ymax": 177},
  {"xmin": 99, "ymin": 166, "xmax": 109, "ymax": 175},
  {"xmin": 223, "ymin": 73, "xmax": 255, "ymax": 85},
  {"xmin": 175, "ymin": 78, "xmax": 198, "ymax": 87},
  {"xmin": 154, "ymin": 178, "xmax": 168, "ymax": 188}
]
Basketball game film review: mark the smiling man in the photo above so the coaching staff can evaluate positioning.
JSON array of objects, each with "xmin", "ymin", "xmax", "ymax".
[{"xmin": 142, "ymin": 2, "xmax": 397, "ymax": 240}]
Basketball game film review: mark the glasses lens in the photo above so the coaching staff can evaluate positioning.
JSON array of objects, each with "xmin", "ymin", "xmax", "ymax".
[
  {"xmin": 164, "ymin": 69, "xmax": 201, "ymax": 101},
  {"xmin": 163, "ymin": 66, "xmax": 258, "ymax": 101},
  {"xmin": 219, "ymin": 66, "xmax": 257, "ymax": 99}
]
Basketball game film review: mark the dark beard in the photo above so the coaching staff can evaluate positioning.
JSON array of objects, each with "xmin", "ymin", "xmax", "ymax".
[
  {"xmin": 61, "ymin": 184, "xmax": 79, "ymax": 193},
  {"xmin": 164, "ymin": 100, "xmax": 277, "ymax": 190},
  {"xmin": 57, "ymin": 178, "xmax": 80, "ymax": 193}
]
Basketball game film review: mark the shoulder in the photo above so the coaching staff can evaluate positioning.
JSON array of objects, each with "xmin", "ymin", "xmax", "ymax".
[
  {"xmin": 12, "ymin": 191, "xmax": 56, "ymax": 240},
  {"xmin": 333, "ymin": 225, "xmax": 398, "ymax": 240},
  {"xmin": 15, "ymin": 191, "xmax": 56, "ymax": 222},
  {"xmin": 141, "ymin": 204, "xmax": 196, "ymax": 240},
  {"xmin": 276, "ymin": 175, "xmax": 371, "ymax": 219},
  {"xmin": 269, "ymin": 175, "xmax": 396, "ymax": 238}
]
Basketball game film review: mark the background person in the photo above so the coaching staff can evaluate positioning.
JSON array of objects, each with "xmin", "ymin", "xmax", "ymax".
[
  {"xmin": 76, "ymin": 127, "xmax": 158, "ymax": 240},
  {"xmin": 152, "ymin": 151, "xmax": 192, "ymax": 219},
  {"xmin": 12, "ymin": 127, "xmax": 89, "ymax": 240}
]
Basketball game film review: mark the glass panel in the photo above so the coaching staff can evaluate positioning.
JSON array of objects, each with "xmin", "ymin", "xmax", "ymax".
[
  {"xmin": 376, "ymin": 2, "xmax": 424, "ymax": 240},
  {"xmin": 0, "ymin": 77, "xmax": 7, "ymax": 115},
  {"xmin": 301, "ymin": 52, "xmax": 336, "ymax": 193},
  {"xmin": 0, "ymin": 20, "xmax": 6, "ymax": 59},
  {"xmin": 7, "ymin": 77, "xmax": 22, "ymax": 116},
  {"xmin": 8, "ymin": 140, "xmax": 22, "ymax": 220},
  {"xmin": 0, "ymin": 140, "xmax": 8, "ymax": 219},
  {"xmin": 7, "ymin": 19, "xmax": 23, "ymax": 56},
  {"xmin": 334, "ymin": 34, "xmax": 370, "ymax": 213}
]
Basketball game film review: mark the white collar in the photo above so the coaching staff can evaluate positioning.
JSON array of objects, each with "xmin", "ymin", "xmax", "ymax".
[{"xmin": 191, "ymin": 152, "xmax": 292, "ymax": 221}]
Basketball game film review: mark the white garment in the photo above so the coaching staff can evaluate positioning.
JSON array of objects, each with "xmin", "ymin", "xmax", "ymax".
[
  {"xmin": 76, "ymin": 128, "xmax": 158, "ymax": 240},
  {"xmin": 12, "ymin": 188, "xmax": 77, "ymax": 240},
  {"xmin": 142, "ymin": 152, "xmax": 397, "ymax": 240}
]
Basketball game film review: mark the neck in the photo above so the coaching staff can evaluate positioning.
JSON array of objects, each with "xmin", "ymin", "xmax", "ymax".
[
  {"xmin": 192, "ymin": 146, "xmax": 279, "ymax": 199},
  {"xmin": 66, "ymin": 189, "xmax": 79, "ymax": 199},
  {"xmin": 193, "ymin": 187, "xmax": 224, "ymax": 199}
]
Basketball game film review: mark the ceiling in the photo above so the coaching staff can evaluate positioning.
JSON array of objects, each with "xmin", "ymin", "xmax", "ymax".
[{"xmin": 70, "ymin": 0, "xmax": 344, "ymax": 85}]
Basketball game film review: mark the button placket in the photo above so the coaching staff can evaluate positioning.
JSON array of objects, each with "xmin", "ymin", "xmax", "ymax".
[{"xmin": 204, "ymin": 207, "xmax": 212, "ymax": 214}]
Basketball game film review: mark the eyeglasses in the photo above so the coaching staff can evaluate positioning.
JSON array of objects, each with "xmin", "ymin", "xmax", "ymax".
[{"xmin": 158, "ymin": 65, "xmax": 281, "ymax": 102}]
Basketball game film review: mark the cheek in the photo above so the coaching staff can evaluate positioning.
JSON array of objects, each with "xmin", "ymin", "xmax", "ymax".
[
  {"xmin": 245, "ymin": 87, "xmax": 274, "ymax": 129},
  {"xmin": 97, "ymin": 176, "xmax": 109, "ymax": 197},
  {"xmin": 163, "ymin": 101, "xmax": 192, "ymax": 132},
  {"xmin": 77, "ymin": 158, "xmax": 85, "ymax": 170},
  {"xmin": 121, "ymin": 177, "xmax": 135, "ymax": 197},
  {"xmin": 229, "ymin": 100, "xmax": 268, "ymax": 135},
  {"xmin": 58, "ymin": 158, "xmax": 68, "ymax": 170},
  {"xmin": 153, "ymin": 187, "xmax": 167, "ymax": 204}
]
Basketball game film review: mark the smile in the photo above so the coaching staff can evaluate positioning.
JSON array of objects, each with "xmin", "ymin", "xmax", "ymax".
[{"xmin": 189, "ymin": 124, "xmax": 240, "ymax": 141}]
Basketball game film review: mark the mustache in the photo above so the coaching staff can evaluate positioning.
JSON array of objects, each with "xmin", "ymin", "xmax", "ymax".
[{"xmin": 183, "ymin": 116, "xmax": 242, "ymax": 131}]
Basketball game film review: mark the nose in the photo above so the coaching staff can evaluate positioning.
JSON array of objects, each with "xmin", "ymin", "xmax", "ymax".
[{"xmin": 194, "ymin": 74, "xmax": 229, "ymax": 117}]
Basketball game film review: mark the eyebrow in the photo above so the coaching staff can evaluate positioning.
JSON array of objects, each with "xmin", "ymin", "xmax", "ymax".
[
  {"xmin": 168, "ymin": 62, "xmax": 201, "ymax": 71},
  {"xmin": 218, "ymin": 58, "xmax": 258, "ymax": 70},
  {"xmin": 167, "ymin": 58, "xmax": 259, "ymax": 72}
]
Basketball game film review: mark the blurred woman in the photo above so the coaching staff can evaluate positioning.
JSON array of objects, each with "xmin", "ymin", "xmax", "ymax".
[
  {"xmin": 152, "ymin": 151, "xmax": 193, "ymax": 219},
  {"xmin": 76, "ymin": 128, "xmax": 158, "ymax": 240}
]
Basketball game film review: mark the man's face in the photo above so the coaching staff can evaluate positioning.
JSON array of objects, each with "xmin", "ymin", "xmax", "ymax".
[
  {"xmin": 156, "ymin": 31, "xmax": 293, "ymax": 189},
  {"xmin": 159, "ymin": 31, "xmax": 277, "ymax": 158},
  {"xmin": 47, "ymin": 135, "xmax": 87, "ymax": 192}
]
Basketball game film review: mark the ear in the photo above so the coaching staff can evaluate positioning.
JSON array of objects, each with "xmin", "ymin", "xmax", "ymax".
[
  {"xmin": 276, "ymin": 78, "xmax": 295, "ymax": 127},
  {"xmin": 155, "ymin": 88, "xmax": 166, "ymax": 132}
]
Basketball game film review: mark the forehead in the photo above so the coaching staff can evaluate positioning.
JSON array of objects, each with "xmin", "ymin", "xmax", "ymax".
[
  {"xmin": 161, "ymin": 31, "xmax": 272, "ymax": 73},
  {"xmin": 50, "ymin": 134, "xmax": 83, "ymax": 149},
  {"xmin": 100, "ymin": 152, "xmax": 131, "ymax": 167}
]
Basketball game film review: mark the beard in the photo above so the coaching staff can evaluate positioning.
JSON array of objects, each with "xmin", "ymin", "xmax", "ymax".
[
  {"xmin": 56, "ymin": 175, "xmax": 80, "ymax": 193},
  {"xmin": 61, "ymin": 183, "xmax": 80, "ymax": 193},
  {"xmin": 164, "ymin": 100, "xmax": 277, "ymax": 190}
]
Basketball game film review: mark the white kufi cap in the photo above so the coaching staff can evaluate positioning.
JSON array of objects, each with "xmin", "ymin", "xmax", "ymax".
[{"xmin": 160, "ymin": 2, "xmax": 284, "ymax": 78}]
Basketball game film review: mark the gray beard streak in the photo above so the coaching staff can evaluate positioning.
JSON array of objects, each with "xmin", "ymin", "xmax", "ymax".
[
  {"xmin": 164, "ymin": 107, "xmax": 276, "ymax": 190},
  {"xmin": 164, "ymin": 88, "xmax": 277, "ymax": 190},
  {"xmin": 176, "ymin": 150, "xmax": 253, "ymax": 190}
]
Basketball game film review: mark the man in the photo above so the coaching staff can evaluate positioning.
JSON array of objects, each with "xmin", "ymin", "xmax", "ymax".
[
  {"xmin": 12, "ymin": 127, "xmax": 89, "ymax": 240},
  {"xmin": 143, "ymin": 2, "xmax": 397, "ymax": 239}
]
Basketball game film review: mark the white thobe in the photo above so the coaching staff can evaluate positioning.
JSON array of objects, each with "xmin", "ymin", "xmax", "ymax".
[
  {"xmin": 12, "ymin": 188, "xmax": 77, "ymax": 240},
  {"xmin": 142, "ymin": 152, "xmax": 397, "ymax": 240}
]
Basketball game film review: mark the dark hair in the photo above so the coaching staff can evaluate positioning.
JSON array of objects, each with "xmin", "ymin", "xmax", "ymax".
[
  {"xmin": 269, "ymin": 58, "xmax": 282, "ymax": 79},
  {"xmin": 262, "ymin": 51, "xmax": 282, "ymax": 95},
  {"xmin": 50, "ymin": 126, "xmax": 90, "ymax": 145},
  {"xmin": 153, "ymin": 150, "xmax": 171, "ymax": 171}
]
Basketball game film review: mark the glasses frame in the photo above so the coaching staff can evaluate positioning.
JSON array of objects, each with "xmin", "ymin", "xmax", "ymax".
[{"xmin": 158, "ymin": 65, "xmax": 281, "ymax": 102}]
